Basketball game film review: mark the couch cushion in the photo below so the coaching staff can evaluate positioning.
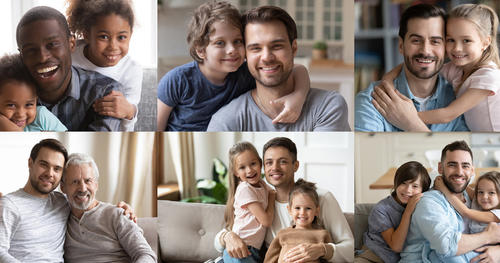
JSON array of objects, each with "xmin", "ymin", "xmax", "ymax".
[
  {"xmin": 158, "ymin": 200, "xmax": 225, "ymax": 262},
  {"xmin": 137, "ymin": 217, "xmax": 158, "ymax": 258},
  {"xmin": 354, "ymin": 203, "xmax": 376, "ymax": 250}
]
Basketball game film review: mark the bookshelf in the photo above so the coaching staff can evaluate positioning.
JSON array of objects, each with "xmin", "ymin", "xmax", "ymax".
[{"xmin": 354, "ymin": 0, "xmax": 500, "ymax": 93}]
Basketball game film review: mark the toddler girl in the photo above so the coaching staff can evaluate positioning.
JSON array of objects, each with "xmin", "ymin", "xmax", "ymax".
[
  {"xmin": 0, "ymin": 53, "xmax": 67, "ymax": 131},
  {"xmin": 157, "ymin": 0, "xmax": 310, "ymax": 131},
  {"xmin": 223, "ymin": 142, "xmax": 275, "ymax": 262},
  {"xmin": 360, "ymin": 161, "xmax": 431, "ymax": 263},
  {"xmin": 66, "ymin": 0, "xmax": 142, "ymax": 131},
  {"xmin": 264, "ymin": 179, "xmax": 332, "ymax": 263},
  {"xmin": 435, "ymin": 171, "xmax": 500, "ymax": 234},
  {"xmin": 377, "ymin": 4, "xmax": 500, "ymax": 132}
]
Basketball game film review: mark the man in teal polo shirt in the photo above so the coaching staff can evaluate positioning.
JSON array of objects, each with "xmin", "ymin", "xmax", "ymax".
[{"xmin": 355, "ymin": 4, "xmax": 469, "ymax": 132}]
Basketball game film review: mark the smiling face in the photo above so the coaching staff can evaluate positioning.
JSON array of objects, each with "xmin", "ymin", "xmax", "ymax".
[
  {"xmin": 0, "ymin": 80, "xmax": 37, "ymax": 128},
  {"xmin": 245, "ymin": 20, "xmax": 297, "ymax": 88},
  {"xmin": 27, "ymin": 147, "xmax": 65, "ymax": 198},
  {"xmin": 197, "ymin": 21, "xmax": 245, "ymax": 78},
  {"xmin": 439, "ymin": 150, "xmax": 474, "ymax": 194},
  {"xmin": 264, "ymin": 146, "xmax": 298, "ymax": 189},
  {"xmin": 61, "ymin": 163, "xmax": 98, "ymax": 211},
  {"xmin": 446, "ymin": 17, "xmax": 490, "ymax": 72},
  {"xmin": 18, "ymin": 19, "xmax": 74, "ymax": 96},
  {"xmin": 400, "ymin": 17, "xmax": 445, "ymax": 79},
  {"xmin": 288, "ymin": 193, "xmax": 319, "ymax": 229},
  {"xmin": 395, "ymin": 176, "xmax": 423, "ymax": 204},
  {"xmin": 84, "ymin": 14, "xmax": 132, "ymax": 67},
  {"xmin": 476, "ymin": 178, "xmax": 500, "ymax": 211},
  {"xmin": 233, "ymin": 150, "xmax": 262, "ymax": 186}
]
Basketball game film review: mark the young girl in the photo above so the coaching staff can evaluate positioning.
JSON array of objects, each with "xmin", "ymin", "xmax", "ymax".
[
  {"xmin": 0, "ymin": 53, "xmax": 67, "ymax": 131},
  {"xmin": 377, "ymin": 4, "xmax": 500, "ymax": 132},
  {"xmin": 223, "ymin": 142, "xmax": 275, "ymax": 262},
  {"xmin": 157, "ymin": 0, "xmax": 310, "ymax": 131},
  {"xmin": 66, "ymin": 0, "xmax": 142, "ymax": 131},
  {"xmin": 264, "ymin": 179, "xmax": 333, "ymax": 263},
  {"xmin": 360, "ymin": 161, "xmax": 431, "ymax": 263},
  {"xmin": 435, "ymin": 171, "xmax": 500, "ymax": 235}
]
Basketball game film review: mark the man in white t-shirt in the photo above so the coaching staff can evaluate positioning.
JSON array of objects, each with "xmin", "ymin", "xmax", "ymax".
[{"xmin": 214, "ymin": 137, "xmax": 354, "ymax": 262}]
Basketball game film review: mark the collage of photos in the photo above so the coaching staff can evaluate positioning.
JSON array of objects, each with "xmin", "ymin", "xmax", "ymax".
[{"xmin": 1, "ymin": 0, "xmax": 500, "ymax": 262}]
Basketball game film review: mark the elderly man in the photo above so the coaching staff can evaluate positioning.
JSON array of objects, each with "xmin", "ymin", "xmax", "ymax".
[
  {"xmin": 16, "ymin": 6, "xmax": 123, "ymax": 131},
  {"xmin": 401, "ymin": 141, "xmax": 500, "ymax": 262},
  {"xmin": 215, "ymin": 137, "xmax": 354, "ymax": 262},
  {"xmin": 355, "ymin": 4, "xmax": 468, "ymax": 132},
  {"xmin": 60, "ymin": 153, "xmax": 156, "ymax": 262},
  {"xmin": 207, "ymin": 6, "xmax": 349, "ymax": 131}
]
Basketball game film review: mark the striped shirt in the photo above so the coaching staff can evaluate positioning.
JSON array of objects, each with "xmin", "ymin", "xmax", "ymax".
[
  {"xmin": 38, "ymin": 66, "xmax": 122, "ymax": 131},
  {"xmin": 0, "ymin": 189, "xmax": 70, "ymax": 263}
]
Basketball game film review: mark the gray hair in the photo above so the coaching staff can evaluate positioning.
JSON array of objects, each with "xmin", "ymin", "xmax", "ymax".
[{"xmin": 62, "ymin": 153, "xmax": 99, "ymax": 182}]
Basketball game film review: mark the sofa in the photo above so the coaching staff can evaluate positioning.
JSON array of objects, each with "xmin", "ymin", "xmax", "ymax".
[{"xmin": 138, "ymin": 200, "xmax": 357, "ymax": 263}]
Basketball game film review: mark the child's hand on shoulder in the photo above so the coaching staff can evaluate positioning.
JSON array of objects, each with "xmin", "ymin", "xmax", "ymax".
[
  {"xmin": 268, "ymin": 190, "xmax": 276, "ymax": 200},
  {"xmin": 406, "ymin": 193, "xmax": 423, "ymax": 213},
  {"xmin": 93, "ymin": 90, "xmax": 135, "ymax": 120},
  {"xmin": 434, "ymin": 176, "xmax": 445, "ymax": 191}
]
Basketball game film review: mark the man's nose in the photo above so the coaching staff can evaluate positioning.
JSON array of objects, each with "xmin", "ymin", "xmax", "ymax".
[
  {"xmin": 38, "ymin": 47, "xmax": 51, "ymax": 63},
  {"xmin": 262, "ymin": 47, "xmax": 275, "ymax": 62}
]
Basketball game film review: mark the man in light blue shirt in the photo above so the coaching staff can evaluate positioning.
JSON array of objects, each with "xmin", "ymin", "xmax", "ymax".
[
  {"xmin": 355, "ymin": 4, "xmax": 469, "ymax": 132},
  {"xmin": 400, "ymin": 141, "xmax": 500, "ymax": 263}
]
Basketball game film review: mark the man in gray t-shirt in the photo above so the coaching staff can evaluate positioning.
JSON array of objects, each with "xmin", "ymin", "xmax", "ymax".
[
  {"xmin": 207, "ymin": 6, "xmax": 350, "ymax": 131},
  {"xmin": 60, "ymin": 153, "xmax": 156, "ymax": 262}
]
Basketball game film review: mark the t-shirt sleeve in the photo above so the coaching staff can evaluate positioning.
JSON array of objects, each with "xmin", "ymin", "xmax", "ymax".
[
  {"xmin": 368, "ymin": 201, "xmax": 396, "ymax": 234},
  {"xmin": 157, "ymin": 68, "xmax": 183, "ymax": 108},
  {"xmin": 313, "ymin": 91, "xmax": 350, "ymax": 131},
  {"xmin": 36, "ymin": 106, "xmax": 67, "ymax": 132},
  {"xmin": 0, "ymin": 197, "xmax": 22, "ymax": 262},
  {"xmin": 440, "ymin": 63, "xmax": 460, "ymax": 84},
  {"xmin": 464, "ymin": 67, "xmax": 500, "ymax": 96},
  {"xmin": 234, "ymin": 183, "xmax": 261, "ymax": 208}
]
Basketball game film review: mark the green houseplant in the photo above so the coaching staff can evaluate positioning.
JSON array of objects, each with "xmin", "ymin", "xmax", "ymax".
[
  {"xmin": 181, "ymin": 158, "xmax": 228, "ymax": 204},
  {"xmin": 312, "ymin": 41, "xmax": 328, "ymax": 60}
]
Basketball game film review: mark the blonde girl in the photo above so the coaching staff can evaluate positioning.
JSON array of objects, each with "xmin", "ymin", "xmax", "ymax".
[
  {"xmin": 264, "ymin": 179, "xmax": 333, "ymax": 263},
  {"xmin": 223, "ymin": 142, "xmax": 275, "ymax": 262},
  {"xmin": 66, "ymin": 0, "xmax": 142, "ymax": 131},
  {"xmin": 376, "ymin": 4, "xmax": 500, "ymax": 132}
]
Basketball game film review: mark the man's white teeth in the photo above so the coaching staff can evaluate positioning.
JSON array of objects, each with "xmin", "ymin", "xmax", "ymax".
[
  {"xmin": 262, "ymin": 66, "xmax": 278, "ymax": 71},
  {"xmin": 37, "ymin": 65, "xmax": 57, "ymax": 73},
  {"xmin": 416, "ymin": 58, "xmax": 432, "ymax": 63}
]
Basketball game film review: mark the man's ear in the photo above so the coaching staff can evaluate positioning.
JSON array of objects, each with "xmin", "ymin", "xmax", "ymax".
[
  {"xmin": 28, "ymin": 158, "xmax": 33, "ymax": 169},
  {"xmin": 293, "ymin": 160, "xmax": 299, "ymax": 172},
  {"xmin": 398, "ymin": 37, "xmax": 404, "ymax": 55},
  {"xmin": 291, "ymin": 39, "xmax": 298, "ymax": 57}
]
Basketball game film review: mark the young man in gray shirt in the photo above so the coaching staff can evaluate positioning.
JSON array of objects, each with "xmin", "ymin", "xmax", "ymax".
[{"xmin": 60, "ymin": 153, "xmax": 156, "ymax": 262}]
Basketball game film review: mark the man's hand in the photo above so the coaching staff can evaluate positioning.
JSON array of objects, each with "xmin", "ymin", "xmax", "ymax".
[
  {"xmin": 117, "ymin": 201, "xmax": 137, "ymax": 223},
  {"xmin": 93, "ymin": 90, "xmax": 135, "ymax": 120},
  {"xmin": 484, "ymin": 222, "xmax": 500, "ymax": 244},
  {"xmin": 472, "ymin": 245, "xmax": 500, "ymax": 263},
  {"xmin": 371, "ymin": 80, "xmax": 429, "ymax": 131},
  {"xmin": 224, "ymin": 231, "xmax": 250, "ymax": 259},
  {"xmin": 283, "ymin": 243, "xmax": 325, "ymax": 263}
]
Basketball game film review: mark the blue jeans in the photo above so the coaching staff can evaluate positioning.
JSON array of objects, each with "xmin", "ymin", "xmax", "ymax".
[{"xmin": 223, "ymin": 246, "xmax": 261, "ymax": 263}]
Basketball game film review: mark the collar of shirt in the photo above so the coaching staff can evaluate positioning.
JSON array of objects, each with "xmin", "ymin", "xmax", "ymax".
[{"xmin": 395, "ymin": 69, "xmax": 444, "ymax": 111}]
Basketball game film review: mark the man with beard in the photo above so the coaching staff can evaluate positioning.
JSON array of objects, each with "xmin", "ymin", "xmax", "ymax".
[
  {"xmin": 207, "ymin": 6, "xmax": 350, "ymax": 131},
  {"xmin": 355, "ymin": 4, "xmax": 469, "ymax": 132},
  {"xmin": 400, "ymin": 141, "xmax": 500, "ymax": 262},
  {"xmin": 16, "ymin": 6, "xmax": 122, "ymax": 131},
  {"xmin": 60, "ymin": 153, "xmax": 156, "ymax": 262}
]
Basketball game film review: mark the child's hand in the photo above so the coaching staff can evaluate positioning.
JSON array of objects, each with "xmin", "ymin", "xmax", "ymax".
[
  {"xmin": 405, "ymin": 193, "xmax": 423, "ymax": 214},
  {"xmin": 270, "ymin": 96, "xmax": 302, "ymax": 124},
  {"xmin": 268, "ymin": 190, "xmax": 276, "ymax": 201},
  {"xmin": 0, "ymin": 114, "xmax": 23, "ymax": 131},
  {"xmin": 93, "ymin": 90, "xmax": 136, "ymax": 120},
  {"xmin": 434, "ymin": 176, "xmax": 445, "ymax": 191}
]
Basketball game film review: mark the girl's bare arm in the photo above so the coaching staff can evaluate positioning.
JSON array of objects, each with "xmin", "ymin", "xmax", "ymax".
[{"xmin": 246, "ymin": 190, "xmax": 276, "ymax": 227}]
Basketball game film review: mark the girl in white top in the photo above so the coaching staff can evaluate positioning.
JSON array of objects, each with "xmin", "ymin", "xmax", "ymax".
[
  {"xmin": 378, "ymin": 4, "xmax": 500, "ymax": 131},
  {"xmin": 435, "ymin": 171, "xmax": 500, "ymax": 235},
  {"xmin": 223, "ymin": 142, "xmax": 276, "ymax": 263},
  {"xmin": 66, "ymin": 0, "xmax": 142, "ymax": 131}
]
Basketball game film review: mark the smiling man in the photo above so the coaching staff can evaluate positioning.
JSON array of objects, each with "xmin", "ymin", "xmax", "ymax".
[
  {"xmin": 355, "ymin": 4, "xmax": 469, "ymax": 132},
  {"xmin": 60, "ymin": 153, "xmax": 156, "ymax": 262},
  {"xmin": 207, "ymin": 6, "xmax": 350, "ymax": 131},
  {"xmin": 16, "ymin": 6, "xmax": 122, "ymax": 131},
  {"xmin": 400, "ymin": 141, "xmax": 500, "ymax": 262}
]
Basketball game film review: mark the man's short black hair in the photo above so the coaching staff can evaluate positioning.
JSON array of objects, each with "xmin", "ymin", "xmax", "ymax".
[
  {"xmin": 263, "ymin": 137, "xmax": 297, "ymax": 162},
  {"xmin": 30, "ymin": 138, "xmax": 68, "ymax": 165},
  {"xmin": 441, "ymin": 140, "xmax": 473, "ymax": 163},
  {"xmin": 16, "ymin": 6, "xmax": 71, "ymax": 47},
  {"xmin": 398, "ymin": 4, "xmax": 446, "ymax": 40}
]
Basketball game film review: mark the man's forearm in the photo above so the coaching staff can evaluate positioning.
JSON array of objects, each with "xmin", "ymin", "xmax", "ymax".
[{"xmin": 457, "ymin": 232, "xmax": 496, "ymax": 256}]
